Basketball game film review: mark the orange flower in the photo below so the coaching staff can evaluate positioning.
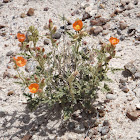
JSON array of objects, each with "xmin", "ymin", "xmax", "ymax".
[
  {"xmin": 17, "ymin": 33, "xmax": 26, "ymax": 42},
  {"xmin": 13, "ymin": 56, "xmax": 27, "ymax": 67},
  {"xmin": 109, "ymin": 37, "xmax": 119, "ymax": 45},
  {"xmin": 73, "ymin": 20, "xmax": 83, "ymax": 31},
  {"xmin": 28, "ymin": 83, "xmax": 39, "ymax": 93}
]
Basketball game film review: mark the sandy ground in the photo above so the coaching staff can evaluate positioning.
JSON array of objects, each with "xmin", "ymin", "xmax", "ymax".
[{"xmin": 0, "ymin": 0, "xmax": 140, "ymax": 139}]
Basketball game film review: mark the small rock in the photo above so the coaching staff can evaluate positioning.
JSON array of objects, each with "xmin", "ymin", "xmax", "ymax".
[
  {"xmin": 106, "ymin": 94, "xmax": 117, "ymax": 100},
  {"xmin": 3, "ymin": 0, "xmax": 10, "ymax": 3},
  {"xmin": 121, "ymin": 0, "xmax": 130, "ymax": 6},
  {"xmin": 20, "ymin": 13, "xmax": 26, "ymax": 18},
  {"xmin": 71, "ymin": 11, "xmax": 75, "ymax": 16},
  {"xmin": 52, "ymin": 32, "xmax": 61, "ymax": 39},
  {"xmin": 7, "ymin": 91, "xmax": 14, "ymax": 96},
  {"xmin": 85, "ymin": 137, "xmax": 91, "ymax": 140},
  {"xmin": 44, "ymin": 7, "xmax": 49, "ymax": 11},
  {"xmin": 44, "ymin": 39, "xmax": 49, "ymax": 45},
  {"xmin": 94, "ymin": 26, "xmax": 103, "ymax": 35},
  {"xmin": 25, "ymin": 61, "xmax": 36, "ymax": 73},
  {"xmin": 0, "ymin": 111, "xmax": 6, "ymax": 118},
  {"xmin": 126, "ymin": 110, "xmax": 140, "ymax": 121},
  {"xmin": 120, "ymin": 35, "xmax": 125, "ymax": 41},
  {"xmin": 90, "ymin": 18, "xmax": 109, "ymax": 26},
  {"xmin": 103, "ymin": 23, "xmax": 110, "ymax": 30},
  {"xmin": 6, "ymin": 51, "xmax": 14, "ymax": 56},
  {"xmin": 125, "ymin": 3, "xmax": 134, "ymax": 10},
  {"xmin": 124, "ymin": 61, "xmax": 137, "ymax": 75},
  {"xmin": 137, "ymin": 136, "xmax": 140, "ymax": 140},
  {"xmin": 82, "ymin": 12, "xmax": 92, "ymax": 21},
  {"xmin": 27, "ymin": 8, "xmax": 34, "ymax": 16},
  {"xmin": 114, "ymin": 8, "xmax": 123, "ymax": 14},
  {"xmin": 100, "ymin": 126, "xmax": 110, "ymax": 135},
  {"xmin": 103, "ymin": 120, "xmax": 110, "ymax": 126},
  {"xmin": 102, "ymin": 30, "xmax": 109, "ymax": 36},
  {"xmin": 22, "ymin": 134, "xmax": 32, "ymax": 140},
  {"xmin": 3, "ymin": 71, "xmax": 11, "ymax": 79},
  {"xmin": 136, "ymin": 104, "xmax": 140, "ymax": 110},
  {"xmin": 120, "ymin": 85, "xmax": 129, "ymax": 93},
  {"xmin": 134, "ymin": 72, "xmax": 140, "ymax": 79},
  {"xmin": 127, "ymin": 25, "xmax": 136, "ymax": 36},
  {"xmin": 137, "ymin": 12, "xmax": 140, "ymax": 18},
  {"xmin": 119, "ymin": 21, "xmax": 128, "ymax": 30},
  {"xmin": 0, "ymin": 25, "xmax": 5, "ymax": 29},
  {"xmin": 119, "ymin": 79, "xmax": 127, "ymax": 86},
  {"xmin": 89, "ymin": 27, "xmax": 95, "ymax": 35}
]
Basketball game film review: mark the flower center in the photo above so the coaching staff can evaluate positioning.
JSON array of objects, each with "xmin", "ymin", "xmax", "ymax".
[
  {"xmin": 17, "ymin": 60, "xmax": 22, "ymax": 64},
  {"xmin": 32, "ymin": 87, "xmax": 36, "ymax": 92},
  {"xmin": 112, "ymin": 39, "xmax": 116, "ymax": 44},
  {"xmin": 75, "ymin": 25, "xmax": 80, "ymax": 30}
]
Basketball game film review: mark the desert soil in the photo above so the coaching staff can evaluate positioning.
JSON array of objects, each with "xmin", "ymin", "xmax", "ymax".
[{"xmin": 0, "ymin": 0, "xmax": 140, "ymax": 140}]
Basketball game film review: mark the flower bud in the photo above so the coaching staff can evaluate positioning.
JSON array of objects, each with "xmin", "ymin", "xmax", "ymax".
[
  {"xmin": 42, "ymin": 48, "xmax": 45, "ymax": 53},
  {"xmin": 34, "ymin": 75, "xmax": 39, "ymax": 83},
  {"xmin": 38, "ymin": 89, "xmax": 43, "ymax": 93},
  {"xmin": 52, "ymin": 26, "xmax": 57, "ymax": 34},
  {"xmin": 43, "ymin": 54, "xmax": 47, "ymax": 59},
  {"xmin": 36, "ymin": 47, "xmax": 40, "ymax": 51}
]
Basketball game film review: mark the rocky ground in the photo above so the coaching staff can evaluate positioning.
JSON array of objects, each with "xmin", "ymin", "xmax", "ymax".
[{"xmin": 0, "ymin": 0, "xmax": 140, "ymax": 140}]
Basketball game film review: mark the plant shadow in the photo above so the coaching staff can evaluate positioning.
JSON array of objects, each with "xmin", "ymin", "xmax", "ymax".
[{"xmin": 0, "ymin": 101, "xmax": 101, "ymax": 140}]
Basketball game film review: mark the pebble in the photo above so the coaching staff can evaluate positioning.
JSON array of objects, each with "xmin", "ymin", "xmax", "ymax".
[
  {"xmin": 100, "ymin": 126, "xmax": 110, "ymax": 135},
  {"xmin": 43, "ymin": 7, "xmax": 49, "ymax": 11},
  {"xmin": 136, "ymin": 104, "xmax": 140, "ymax": 110},
  {"xmin": 44, "ymin": 39, "xmax": 49, "ymax": 45},
  {"xmin": 20, "ymin": 13, "xmax": 26, "ymax": 18},
  {"xmin": 25, "ymin": 61, "xmax": 36, "ymax": 73},
  {"xmin": 121, "ymin": 0, "xmax": 130, "ymax": 6},
  {"xmin": 106, "ymin": 94, "xmax": 117, "ymax": 100},
  {"xmin": 134, "ymin": 0, "xmax": 138, "ymax": 5},
  {"xmin": 114, "ymin": 8, "xmax": 123, "ymax": 14},
  {"xmin": 3, "ymin": 71, "xmax": 11, "ymax": 79},
  {"xmin": 7, "ymin": 91, "xmax": 14, "ymax": 96},
  {"xmin": 3, "ymin": 0, "xmax": 10, "ymax": 3},
  {"xmin": 102, "ymin": 30, "xmax": 109, "ymax": 36},
  {"xmin": 52, "ymin": 32, "xmax": 61, "ymax": 39},
  {"xmin": 125, "ymin": 3, "xmax": 134, "ymax": 10},
  {"xmin": 120, "ymin": 35, "xmax": 125, "ymax": 41},
  {"xmin": 137, "ymin": 137, "xmax": 140, "ymax": 140},
  {"xmin": 0, "ymin": 111, "xmax": 6, "ymax": 118},
  {"xmin": 103, "ymin": 120, "xmax": 110, "ymax": 126},
  {"xmin": 82, "ymin": 12, "xmax": 92, "ymax": 21},
  {"xmin": 120, "ymin": 85, "xmax": 129, "ymax": 93},
  {"xmin": 0, "ymin": 25, "xmax": 5, "ymax": 29},
  {"xmin": 124, "ymin": 61, "xmax": 137, "ymax": 75},
  {"xmin": 119, "ymin": 21, "xmax": 128, "ymax": 30},
  {"xmin": 127, "ymin": 25, "xmax": 136, "ymax": 36},
  {"xmin": 137, "ymin": 12, "xmax": 140, "ymax": 18},
  {"xmin": 134, "ymin": 72, "xmax": 140, "ymax": 79},
  {"xmin": 103, "ymin": 23, "xmax": 110, "ymax": 30},
  {"xmin": 90, "ymin": 18, "xmax": 109, "ymax": 26},
  {"xmin": 72, "ymin": 110, "xmax": 82, "ymax": 120},
  {"xmin": 6, "ymin": 51, "xmax": 14, "ymax": 56},
  {"xmin": 21, "ymin": 134, "xmax": 32, "ymax": 140},
  {"xmin": 94, "ymin": 26, "xmax": 103, "ymax": 35},
  {"xmin": 89, "ymin": 27, "xmax": 95, "ymax": 35},
  {"xmin": 27, "ymin": 8, "xmax": 34, "ymax": 16},
  {"xmin": 126, "ymin": 110, "xmax": 140, "ymax": 121}
]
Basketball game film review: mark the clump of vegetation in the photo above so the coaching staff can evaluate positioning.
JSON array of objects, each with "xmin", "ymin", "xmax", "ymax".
[{"xmin": 13, "ymin": 19, "xmax": 119, "ymax": 119}]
